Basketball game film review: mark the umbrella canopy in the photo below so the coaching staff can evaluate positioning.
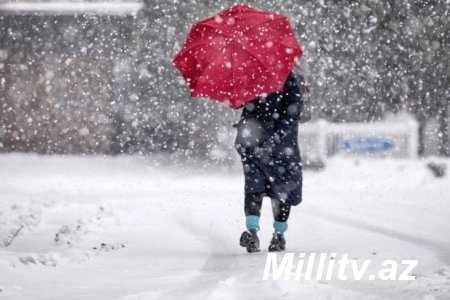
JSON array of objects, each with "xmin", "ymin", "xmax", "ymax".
[{"xmin": 173, "ymin": 4, "xmax": 303, "ymax": 109}]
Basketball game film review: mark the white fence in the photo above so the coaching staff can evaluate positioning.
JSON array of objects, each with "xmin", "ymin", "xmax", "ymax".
[{"xmin": 299, "ymin": 119, "xmax": 419, "ymax": 159}]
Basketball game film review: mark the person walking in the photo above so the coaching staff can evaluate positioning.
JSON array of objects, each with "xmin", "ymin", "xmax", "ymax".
[
  {"xmin": 234, "ymin": 71, "xmax": 304, "ymax": 253},
  {"xmin": 173, "ymin": 4, "xmax": 305, "ymax": 253}
]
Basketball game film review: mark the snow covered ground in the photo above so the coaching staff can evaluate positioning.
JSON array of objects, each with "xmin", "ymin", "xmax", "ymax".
[{"xmin": 0, "ymin": 154, "xmax": 449, "ymax": 299}]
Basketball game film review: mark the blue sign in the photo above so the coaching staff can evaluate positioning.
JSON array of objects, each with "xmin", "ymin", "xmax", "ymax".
[{"xmin": 341, "ymin": 137, "xmax": 395, "ymax": 155}]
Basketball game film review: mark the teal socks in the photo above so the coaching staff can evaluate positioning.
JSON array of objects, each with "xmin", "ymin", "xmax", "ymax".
[
  {"xmin": 246, "ymin": 215, "xmax": 260, "ymax": 231},
  {"xmin": 246, "ymin": 216, "xmax": 288, "ymax": 234},
  {"xmin": 273, "ymin": 221, "xmax": 288, "ymax": 234}
]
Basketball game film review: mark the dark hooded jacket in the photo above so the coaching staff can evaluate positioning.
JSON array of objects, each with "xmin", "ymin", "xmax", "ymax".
[{"xmin": 234, "ymin": 72, "xmax": 303, "ymax": 206}]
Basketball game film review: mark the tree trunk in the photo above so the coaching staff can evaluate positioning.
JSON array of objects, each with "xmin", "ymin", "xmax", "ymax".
[
  {"xmin": 417, "ymin": 118, "xmax": 426, "ymax": 157},
  {"xmin": 437, "ymin": 99, "xmax": 449, "ymax": 157}
]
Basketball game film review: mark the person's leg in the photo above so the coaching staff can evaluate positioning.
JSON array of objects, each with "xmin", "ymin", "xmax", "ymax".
[
  {"xmin": 240, "ymin": 192, "xmax": 263, "ymax": 253},
  {"xmin": 271, "ymin": 198, "xmax": 291, "ymax": 234},
  {"xmin": 244, "ymin": 192, "xmax": 263, "ymax": 231},
  {"xmin": 269, "ymin": 198, "xmax": 291, "ymax": 251}
]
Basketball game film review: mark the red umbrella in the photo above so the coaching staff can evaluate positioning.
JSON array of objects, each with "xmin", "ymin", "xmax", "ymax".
[{"xmin": 173, "ymin": 4, "xmax": 303, "ymax": 109}]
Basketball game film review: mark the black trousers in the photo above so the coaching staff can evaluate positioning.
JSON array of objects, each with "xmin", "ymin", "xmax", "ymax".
[{"xmin": 244, "ymin": 192, "xmax": 291, "ymax": 222}]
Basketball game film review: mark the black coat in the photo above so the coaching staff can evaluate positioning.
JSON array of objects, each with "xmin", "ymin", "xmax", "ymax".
[{"xmin": 234, "ymin": 72, "xmax": 303, "ymax": 206}]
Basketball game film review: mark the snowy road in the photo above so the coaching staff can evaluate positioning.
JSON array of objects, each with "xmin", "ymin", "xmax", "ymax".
[{"xmin": 0, "ymin": 154, "xmax": 449, "ymax": 299}]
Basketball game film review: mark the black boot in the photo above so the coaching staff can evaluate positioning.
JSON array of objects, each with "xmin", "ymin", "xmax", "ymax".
[
  {"xmin": 239, "ymin": 229, "xmax": 260, "ymax": 253},
  {"xmin": 268, "ymin": 233, "xmax": 286, "ymax": 252}
]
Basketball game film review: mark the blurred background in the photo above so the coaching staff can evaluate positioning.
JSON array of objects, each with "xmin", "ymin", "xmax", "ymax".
[
  {"xmin": 1, "ymin": 3, "xmax": 449, "ymax": 297},
  {"xmin": 0, "ymin": 0, "xmax": 448, "ymax": 166}
]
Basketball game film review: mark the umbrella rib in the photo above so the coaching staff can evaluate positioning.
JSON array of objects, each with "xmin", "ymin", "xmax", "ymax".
[
  {"xmin": 231, "ymin": 40, "xmax": 269, "ymax": 72},
  {"xmin": 240, "ymin": 14, "xmax": 286, "ymax": 35},
  {"xmin": 190, "ymin": 49, "xmax": 227, "ymax": 92},
  {"xmin": 175, "ymin": 23, "xmax": 234, "ymax": 58},
  {"xmin": 178, "ymin": 40, "xmax": 270, "ymax": 78},
  {"xmin": 197, "ymin": 23, "xmax": 233, "ymax": 39},
  {"xmin": 177, "ymin": 18, "xmax": 236, "ymax": 55}
]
